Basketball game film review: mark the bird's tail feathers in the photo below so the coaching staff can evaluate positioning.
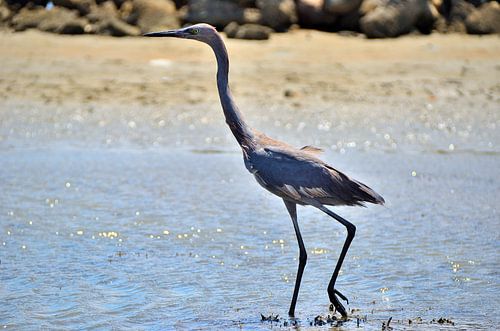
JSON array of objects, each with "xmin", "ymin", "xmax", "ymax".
[{"xmin": 353, "ymin": 180, "xmax": 385, "ymax": 206}]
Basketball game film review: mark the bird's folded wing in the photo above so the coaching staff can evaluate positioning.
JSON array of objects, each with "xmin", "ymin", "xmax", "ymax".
[
  {"xmin": 256, "ymin": 146, "xmax": 384, "ymax": 206},
  {"xmin": 300, "ymin": 145, "xmax": 324, "ymax": 155}
]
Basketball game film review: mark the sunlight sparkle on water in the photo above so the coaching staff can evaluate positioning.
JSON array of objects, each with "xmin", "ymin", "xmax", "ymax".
[{"xmin": 311, "ymin": 248, "xmax": 328, "ymax": 255}]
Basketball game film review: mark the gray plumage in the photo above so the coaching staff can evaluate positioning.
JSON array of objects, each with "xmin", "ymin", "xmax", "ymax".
[
  {"xmin": 145, "ymin": 24, "xmax": 384, "ymax": 319},
  {"xmin": 246, "ymin": 139, "xmax": 384, "ymax": 207}
]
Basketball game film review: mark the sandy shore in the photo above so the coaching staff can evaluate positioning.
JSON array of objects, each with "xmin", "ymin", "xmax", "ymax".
[{"xmin": 0, "ymin": 30, "xmax": 499, "ymax": 151}]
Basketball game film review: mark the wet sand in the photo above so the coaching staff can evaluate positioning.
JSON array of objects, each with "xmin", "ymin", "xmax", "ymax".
[{"xmin": 0, "ymin": 30, "xmax": 499, "ymax": 152}]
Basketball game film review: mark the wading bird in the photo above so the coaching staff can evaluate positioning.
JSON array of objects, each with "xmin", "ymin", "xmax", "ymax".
[{"xmin": 144, "ymin": 24, "xmax": 384, "ymax": 318}]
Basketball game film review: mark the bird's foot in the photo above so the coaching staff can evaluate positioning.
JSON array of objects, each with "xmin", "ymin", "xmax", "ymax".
[
  {"xmin": 328, "ymin": 288, "xmax": 349, "ymax": 318},
  {"xmin": 333, "ymin": 289, "xmax": 349, "ymax": 304}
]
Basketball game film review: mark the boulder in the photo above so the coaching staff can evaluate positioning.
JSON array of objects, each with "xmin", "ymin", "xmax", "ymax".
[
  {"xmin": 359, "ymin": 0, "xmax": 385, "ymax": 16},
  {"xmin": 242, "ymin": 7, "xmax": 262, "ymax": 24},
  {"xmin": 415, "ymin": 0, "xmax": 438, "ymax": 34},
  {"xmin": 97, "ymin": 16, "xmax": 140, "ymax": 35},
  {"xmin": 118, "ymin": 0, "xmax": 133, "ymax": 20},
  {"xmin": 86, "ymin": 0, "xmax": 118, "ymax": 22},
  {"xmin": 4, "ymin": 0, "xmax": 49, "ymax": 11},
  {"xmin": 127, "ymin": 0, "xmax": 178, "ymax": 33},
  {"xmin": 0, "ymin": 0, "xmax": 12, "ymax": 25},
  {"xmin": 11, "ymin": 6, "xmax": 89, "ymax": 34},
  {"xmin": 360, "ymin": 0, "xmax": 434, "ymax": 38},
  {"xmin": 110, "ymin": 0, "xmax": 128, "ymax": 7},
  {"xmin": 11, "ymin": 7, "xmax": 43, "ymax": 31},
  {"xmin": 172, "ymin": 0, "xmax": 187, "ymax": 8},
  {"xmin": 465, "ymin": 1, "xmax": 500, "ymax": 34},
  {"xmin": 443, "ymin": 0, "xmax": 475, "ymax": 32},
  {"xmin": 256, "ymin": 0, "xmax": 296, "ymax": 32},
  {"xmin": 184, "ymin": 0, "xmax": 246, "ymax": 28},
  {"xmin": 464, "ymin": 0, "xmax": 484, "ymax": 7},
  {"xmin": 87, "ymin": 1, "xmax": 139, "ymax": 36},
  {"xmin": 324, "ymin": 0, "xmax": 362, "ymax": 15},
  {"xmin": 296, "ymin": 0, "xmax": 337, "ymax": 27},
  {"xmin": 224, "ymin": 21, "xmax": 271, "ymax": 39},
  {"xmin": 52, "ymin": 0, "xmax": 95, "ymax": 16},
  {"xmin": 335, "ymin": 8, "xmax": 361, "ymax": 31}
]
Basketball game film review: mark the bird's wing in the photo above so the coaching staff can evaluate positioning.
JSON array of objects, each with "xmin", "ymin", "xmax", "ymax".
[
  {"xmin": 253, "ymin": 146, "xmax": 384, "ymax": 206},
  {"xmin": 255, "ymin": 131, "xmax": 324, "ymax": 156},
  {"xmin": 254, "ymin": 131, "xmax": 324, "ymax": 156},
  {"xmin": 300, "ymin": 145, "xmax": 324, "ymax": 155}
]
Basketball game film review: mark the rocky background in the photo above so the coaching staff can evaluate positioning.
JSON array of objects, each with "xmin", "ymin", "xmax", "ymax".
[{"xmin": 0, "ymin": 0, "xmax": 498, "ymax": 39}]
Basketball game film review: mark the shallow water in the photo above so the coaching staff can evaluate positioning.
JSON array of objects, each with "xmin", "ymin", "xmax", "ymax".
[{"xmin": 1, "ymin": 142, "xmax": 498, "ymax": 329}]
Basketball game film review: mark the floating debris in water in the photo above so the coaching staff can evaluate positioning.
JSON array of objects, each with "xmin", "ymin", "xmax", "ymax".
[
  {"xmin": 432, "ymin": 317, "xmax": 455, "ymax": 325},
  {"xmin": 310, "ymin": 314, "xmax": 341, "ymax": 327},
  {"xmin": 381, "ymin": 316, "xmax": 392, "ymax": 330},
  {"xmin": 260, "ymin": 313, "xmax": 279, "ymax": 322}
]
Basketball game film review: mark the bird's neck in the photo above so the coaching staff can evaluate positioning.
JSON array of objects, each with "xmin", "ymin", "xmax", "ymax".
[{"xmin": 209, "ymin": 35, "xmax": 254, "ymax": 149}]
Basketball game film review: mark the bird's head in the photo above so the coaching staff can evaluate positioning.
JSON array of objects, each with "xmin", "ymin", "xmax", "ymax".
[{"xmin": 144, "ymin": 23, "xmax": 219, "ymax": 44}]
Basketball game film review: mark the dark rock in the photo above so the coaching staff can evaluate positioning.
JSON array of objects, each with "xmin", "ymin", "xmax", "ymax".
[
  {"xmin": 172, "ymin": 0, "xmax": 187, "ymax": 9},
  {"xmin": 110, "ymin": 0, "xmax": 128, "ymax": 7},
  {"xmin": 4, "ymin": 0, "xmax": 48, "ymax": 11},
  {"xmin": 52, "ymin": 0, "xmax": 95, "ymax": 16},
  {"xmin": 335, "ymin": 7, "xmax": 361, "ymax": 31},
  {"xmin": 256, "ymin": 0, "xmax": 296, "ymax": 32},
  {"xmin": 415, "ymin": 0, "xmax": 438, "ymax": 34},
  {"xmin": 296, "ymin": 0, "xmax": 337, "ymax": 28},
  {"xmin": 11, "ymin": 6, "xmax": 88, "ymax": 34},
  {"xmin": 128, "ymin": 0, "xmax": 178, "ymax": 33},
  {"xmin": 324, "ymin": 0, "xmax": 362, "ymax": 14},
  {"xmin": 236, "ymin": 0, "xmax": 257, "ymax": 7},
  {"xmin": 224, "ymin": 21, "xmax": 271, "ymax": 39},
  {"xmin": 360, "ymin": 0, "xmax": 435, "ymax": 38},
  {"xmin": 464, "ymin": 0, "xmax": 485, "ymax": 7},
  {"xmin": 443, "ymin": 0, "xmax": 475, "ymax": 32},
  {"xmin": 185, "ymin": 0, "xmax": 246, "ymax": 28},
  {"xmin": 465, "ymin": 1, "xmax": 500, "ymax": 34}
]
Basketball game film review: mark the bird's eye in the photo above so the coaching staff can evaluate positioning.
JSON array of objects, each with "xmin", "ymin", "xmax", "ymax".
[{"xmin": 190, "ymin": 28, "xmax": 200, "ymax": 35}]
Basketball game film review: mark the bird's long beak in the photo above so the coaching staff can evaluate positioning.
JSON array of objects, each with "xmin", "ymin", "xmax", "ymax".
[{"xmin": 143, "ymin": 30, "xmax": 182, "ymax": 38}]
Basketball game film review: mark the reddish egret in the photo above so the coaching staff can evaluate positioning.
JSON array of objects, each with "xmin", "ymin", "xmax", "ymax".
[{"xmin": 144, "ymin": 24, "xmax": 384, "ymax": 318}]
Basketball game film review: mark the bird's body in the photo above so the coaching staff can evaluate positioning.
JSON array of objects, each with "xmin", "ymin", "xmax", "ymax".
[
  {"xmin": 145, "ymin": 23, "xmax": 384, "ymax": 318},
  {"xmin": 244, "ymin": 132, "xmax": 383, "ymax": 207}
]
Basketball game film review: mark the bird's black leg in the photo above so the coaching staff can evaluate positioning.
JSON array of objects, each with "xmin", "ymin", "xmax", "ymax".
[
  {"xmin": 318, "ymin": 205, "xmax": 356, "ymax": 318},
  {"xmin": 283, "ymin": 199, "xmax": 307, "ymax": 318}
]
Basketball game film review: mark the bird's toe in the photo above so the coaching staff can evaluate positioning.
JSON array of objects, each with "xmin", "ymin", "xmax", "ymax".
[{"xmin": 328, "ymin": 289, "xmax": 349, "ymax": 318}]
